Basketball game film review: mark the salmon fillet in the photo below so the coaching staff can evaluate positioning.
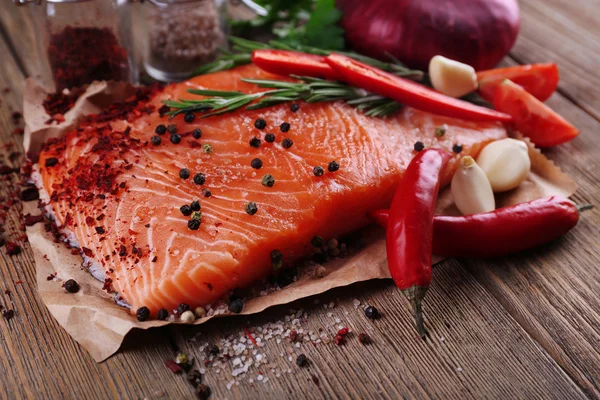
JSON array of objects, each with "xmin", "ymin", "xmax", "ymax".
[{"xmin": 38, "ymin": 64, "xmax": 506, "ymax": 315}]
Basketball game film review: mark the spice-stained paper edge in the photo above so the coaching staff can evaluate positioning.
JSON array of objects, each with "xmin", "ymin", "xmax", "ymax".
[{"xmin": 23, "ymin": 78, "xmax": 577, "ymax": 362}]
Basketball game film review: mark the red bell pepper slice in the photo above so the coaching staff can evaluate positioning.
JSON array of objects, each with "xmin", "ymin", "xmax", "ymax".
[
  {"xmin": 478, "ymin": 63, "xmax": 559, "ymax": 102},
  {"xmin": 493, "ymin": 80, "xmax": 579, "ymax": 147},
  {"xmin": 325, "ymin": 53, "xmax": 512, "ymax": 123},
  {"xmin": 251, "ymin": 49, "xmax": 340, "ymax": 80}
]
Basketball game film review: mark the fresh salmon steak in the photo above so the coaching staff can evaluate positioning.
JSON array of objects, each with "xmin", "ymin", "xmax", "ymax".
[{"xmin": 37, "ymin": 64, "xmax": 506, "ymax": 315}]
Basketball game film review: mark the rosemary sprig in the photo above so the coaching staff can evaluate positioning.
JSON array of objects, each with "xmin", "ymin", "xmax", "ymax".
[{"xmin": 165, "ymin": 76, "xmax": 402, "ymax": 119}]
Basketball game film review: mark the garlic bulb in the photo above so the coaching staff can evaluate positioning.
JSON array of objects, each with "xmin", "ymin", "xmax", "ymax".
[
  {"xmin": 476, "ymin": 138, "xmax": 531, "ymax": 192},
  {"xmin": 429, "ymin": 55, "xmax": 478, "ymax": 98},
  {"xmin": 451, "ymin": 156, "xmax": 495, "ymax": 215}
]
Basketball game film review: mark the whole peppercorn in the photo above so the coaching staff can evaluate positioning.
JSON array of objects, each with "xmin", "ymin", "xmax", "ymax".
[
  {"xmin": 313, "ymin": 166, "xmax": 324, "ymax": 177},
  {"xmin": 157, "ymin": 308, "xmax": 169, "ymax": 320},
  {"xmin": 179, "ymin": 168, "xmax": 191, "ymax": 179},
  {"xmin": 202, "ymin": 143, "xmax": 213, "ymax": 154},
  {"xmin": 184, "ymin": 112, "xmax": 196, "ymax": 123},
  {"xmin": 196, "ymin": 384, "xmax": 211, "ymax": 400},
  {"xmin": 364, "ymin": 305, "xmax": 379, "ymax": 320},
  {"xmin": 202, "ymin": 188, "xmax": 211, "ymax": 197},
  {"xmin": 177, "ymin": 303, "xmax": 190, "ymax": 315},
  {"xmin": 261, "ymin": 174, "xmax": 275, "ymax": 187},
  {"xmin": 290, "ymin": 103, "xmax": 300, "ymax": 112},
  {"xmin": 229, "ymin": 298, "xmax": 244, "ymax": 314},
  {"xmin": 192, "ymin": 129, "xmax": 202, "ymax": 139},
  {"xmin": 245, "ymin": 202, "xmax": 258, "ymax": 215},
  {"xmin": 155, "ymin": 124, "xmax": 167, "ymax": 135},
  {"xmin": 64, "ymin": 279, "xmax": 80, "ymax": 293},
  {"xmin": 167, "ymin": 124, "xmax": 178, "ymax": 134},
  {"xmin": 180, "ymin": 205, "xmax": 192, "ymax": 216},
  {"xmin": 190, "ymin": 200, "xmax": 201, "ymax": 211},
  {"xmin": 188, "ymin": 370, "xmax": 203, "ymax": 387},
  {"xmin": 264, "ymin": 133, "xmax": 275, "ymax": 143},
  {"xmin": 170, "ymin": 133, "xmax": 181, "ymax": 144},
  {"xmin": 311, "ymin": 236, "xmax": 324, "ymax": 247},
  {"xmin": 453, "ymin": 143, "xmax": 463, "ymax": 153},
  {"xmin": 295, "ymin": 354, "xmax": 309, "ymax": 367},
  {"xmin": 151, "ymin": 135, "xmax": 162, "ymax": 146},
  {"xmin": 188, "ymin": 219, "xmax": 201, "ymax": 230},
  {"xmin": 251, "ymin": 158, "xmax": 263, "ymax": 169},
  {"xmin": 435, "ymin": 125, "xmax": 447, "ymax": 137},
  {"xmin": 136, "ymin": 306, "xmax": 150, "ymax": 321},
  {"xmin": 254, "ymin": 118, "xmax": 267, "ymax": 130},
  {"xmin": 414, "ymin": 141, "xmax": 425, "ymax": 152},
  {"xmin": 249, "ymin": 137, "xmax": 261, "ymax": 148},
  {"xmin": 280, "ymin": 122, "xmax": 291, "ymax": 132},
  {"xmin": 281, "ymin": 138, "xmax": 293, "ymax": 149},
  {"xmin": 193, "ymin": 173, "xmax": 206, "ymax": 185},
  {"xmin": 328, "ymin": 161, "xmax": 339, "ymax": 172}
]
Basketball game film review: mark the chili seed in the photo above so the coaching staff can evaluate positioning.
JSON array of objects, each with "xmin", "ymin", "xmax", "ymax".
[
  {"xmin": 155, "ymin": 124, "xmax": 167, "ymax": 135},
  {"xmin": 188, "ymin": 370, "xmax": 203, "ymax": 387},
  {"xmin": 435, "ymin": 124, "xmax": 447, "ymax": 137},
  {"xmin": 167, "ymin": 124, "xmax": 178, "ymax": 134},
  {"xmin": 264, "ymin": 133, "xmax": 275, "ymax": 143},
  {"xmin": 188, "ymin": 219, "xmax": 201, "ymax": 230},
  {"xmin": 364, "ymin": 305, "xmax": 379, "ymax": 320},
  {"xmin": 45, "ymin": 157, "xmax": 59, "ymax": 167},
  {"xmin": 170, "ymin": 133, "xmax": 181, "ymax": 144},
  {"xmin": 177, "ymin": 303, "xmax": 190, "ymax": 315},
  {"xmin": 179, "ymin": 168, "xmax": 190, "ymax": 180},
  {"xmin": 245, "ymin": 202, "xmax": 258, "ymax": 215},
  {"xmin": 193, "ymin": 173, "xmax": 206, "ymax": 185},
  {"xmin": 151, "ymin": 135, "xmax": 162, "ymax": 146},
  {"xmin": 313, "ymin": 166, "xmax": 324, "ymax": 177},
  {"xmin": 196, "ymin": 384, "xmax": 211, "ymax": 400},
  {"xmin": 311, "ymin": 236, "xmax": 324, "ymax": 247},
  {"xmin": 180, "ymin": 205, "xmax": 192, "ymax": 216},
  {"xmin": 414, "ymin": 141, "xmax": 425, "ymax": 152},
  {"xmin": 290, "ymin": 103, "xmax": 300, "ymax": 112},
  {"xmin": 157, "ymin": 308, "xmax": 169, "ymax": 320},
  {"xmin": 328, "ymin": 161, "xmax": 339, "ymax": 172},
  {"xmin": 280, "ymin": 122, "xmax": 290, "ymax": 132},
  {"xmin": 184, "ymin": 112, "xmax": 195, "ymax": 123},
  {"xmin": 251, "ymin": 158, "xmax": 263, "ymax": 169},
  {"xmin": 202, "ymin": 188, "xmax": 211, "ymax": 197},
  {"xmin": 190, "ymin": 200, "xmax": 201, "ymax": 211},
  {"xmin": 228, "ymin": 298, "xmax": 244, "ymax": 313},
  {"xmin": 453, "ymin": 143, "xmax": 463, "ymax": 153},
  {"xmin": 202, "ymin": 143, "xmax": 213, "ymax": 154},
  {"xmin": 249, "ymin": 137, "xmax": 261, "ymax": 148},
  {"xmin": 254, "ymin": 118, "xmax": 267, "ymax": 129},
  {"xmin": 296, "ymin": 354, "xmax": 309, "ymax": 367},
  {"xmin": 64, "ymin": 279, "xmax": 80, "ymax": 293},
  {"xmin": 192, "ymin": 129, "xmax": 202, "ymax": 139},
  {"xmin": 136, "ymin": 306, "xmax": 150, "ymax": 321},
  {"xmin": 281, "ymin": 138, "xmax": 293, "ymax": 149},
  {"xmin": 261, "ymin": 174, "xmax": 275, "ymax": 187}
]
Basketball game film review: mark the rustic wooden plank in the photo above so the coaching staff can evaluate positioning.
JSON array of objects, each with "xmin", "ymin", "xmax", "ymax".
[
  {"xmin": 512, "ymin": 0, "xmax": 600, "ymax": 120},
  {"xmin": 0, "ymin": 4, "xmax": 39, "ymax": 78}
]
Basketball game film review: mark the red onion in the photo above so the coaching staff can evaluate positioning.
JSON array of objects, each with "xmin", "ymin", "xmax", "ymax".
[{"xmin": 337, "ymin": 0, "xmax": 520, "ymax": 71}]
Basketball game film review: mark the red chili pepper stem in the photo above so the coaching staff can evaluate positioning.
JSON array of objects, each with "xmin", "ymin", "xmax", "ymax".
[
  {"xmin": 576, "ymin": 204, "xmax": 594, "ymax": 213},
  {"xmin": 404, "ymin": 286, "xmax": 428, "ymax": 339}
]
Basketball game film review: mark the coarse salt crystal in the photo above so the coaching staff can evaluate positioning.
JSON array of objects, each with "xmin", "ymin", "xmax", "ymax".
[{"xmin": 257, "ymin": 375, "xmax": 264, "ymax": 381}]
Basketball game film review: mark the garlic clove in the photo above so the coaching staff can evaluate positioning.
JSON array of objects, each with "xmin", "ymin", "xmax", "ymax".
[
  {"xmin": 451, "ymin": 156, "xmax": 495, "ymax": 215},
  {"xmin": 476, "ymin": 138, "xmax": 531, "ymax": 192},
  {"xmin": 429, "ymin": 55, "xmax": 478, "ymax": 98}
]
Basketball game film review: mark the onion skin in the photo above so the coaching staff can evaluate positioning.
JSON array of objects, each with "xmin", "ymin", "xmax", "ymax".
[{"xmin": 337, "ymin": 0, "xmax": 520, "ymax": 71}]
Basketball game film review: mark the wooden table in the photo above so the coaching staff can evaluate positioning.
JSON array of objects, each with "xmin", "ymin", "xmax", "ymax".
[{"xmin": 1, "ymin": 1, "xmax": 599, "ymax": 399}]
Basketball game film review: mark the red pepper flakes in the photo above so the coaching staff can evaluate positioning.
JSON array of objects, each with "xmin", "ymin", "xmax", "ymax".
[
  {"xmin": 43, "ymin": 89, "xmax": 83, "ymax": 118},
  {"xmin": 334, "ymin": 327, "xmax": 349, "ymax": 346},
  {"xmin": 311, "ymin": 375, "xmax": 320, "ymax": 386},
  {"xmin": 11, "ymin": 112, "xmax": 22, "ymax": 124},
  {"xmin": 243, "ymin": 326, "xmax": 259, "ymax": 348},
  {"xmin": 85, "ymin": 216, "xmax": 95, "ymax": 226},
  {"xmin": 5, "ymin": 241, "xmax": 21, "ymax": 256},
  {"xmin": 24, "ymin": 214, "xmax": 45, "ymax": 226},
  {"xmin": 47, "ymin": 273, "xmax": 57, "ymax": 281},
  {"xmin": 2, "ymin": 309, "xmax": 15, "ymax": 321},
  {"xmin": 165, "ymin": 359, "xmax": 183, "ymax": 374},
  {"xmin": 12, "ymin": 128, "xmax": 24, "ymax": 136},
  {"xmin": 0, "ymin": 165, "xmax": 17, "ymax": 175}
]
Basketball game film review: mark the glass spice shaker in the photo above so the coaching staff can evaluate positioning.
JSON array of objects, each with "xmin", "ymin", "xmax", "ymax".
[
  {"xmin": 14, "ymin": 0, "xmax": 138, "ymax": 92},
  {"xmin": 140, "ymin": 0, "xmax": 228, "ymax": 82}
]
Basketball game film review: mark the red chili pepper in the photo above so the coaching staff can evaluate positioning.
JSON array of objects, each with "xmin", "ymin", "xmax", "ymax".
[
  {"xmin": 477, "ymin": 63, "xmax": 559, "ymax": 102},
  {"xmin": 252, "ymin": 50, "xmax": 340, "ymax": 80},
  {"xmin": 370, "ymin": 197, "xmax": 588, "ymax": 257},
  {"xmin": 325, "ymin": 53, "xmax": 513, "ymax": 123},
  {"xmin": 386, "ymin": 149, "xmax": 451, "ymax": 338}
]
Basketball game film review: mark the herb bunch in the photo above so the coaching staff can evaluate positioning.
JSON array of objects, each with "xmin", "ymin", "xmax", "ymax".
[{"xmin": 164, "ymin": 76, "xmax": 402, "ymax": 119}]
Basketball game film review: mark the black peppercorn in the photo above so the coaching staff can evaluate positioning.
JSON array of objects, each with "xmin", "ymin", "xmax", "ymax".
[
  {"xmin": 206, "ymin": 344, "xmax": 219, "ymax": 357},
  {"xmin": 95, "ymin": 226, "xmax": 105, "ymax": 234},
  {"xmin": 313, "ymin": 166, "xmax": 324, "ymax": 177},
  {"xmin": 179, "ymin": 168, "xmax": 190, "ymax": 179},
  {"xmin": 193, "ymin": 173, "xmax": 206, "ymax": 185},
  {"xmin": 64, "ymin": 279, "xmax": 80, "ymax": 293},
  {"xmin": 228, "ymin": 298, "xmax": 244, "ymax": 313},
  {"xmin": 311, "ymin": 236, "xmax": 324, "ymax": 247},
  {"xmin": 188, "ymin": 370, "xmax": 203, "ymax": 387},
  {"xmin": 45, "ymin": 157, "xmax": 58, "ymax": 167},
  {"xmin": 328, "ymin": 161, "xmax": 339, "ymax": 172},
  {"xmin": 364, "ymin": 305, "xmax": 379, "ymax": 320},
  {"xmin": 245, "ymin": 202, "xmax": 258, "ymax": 215},
  {"xmin": 254, "ymin": 118, "xmax": 267, "ymax": 130},
  {"xmin": 290, "ymin": 103, "xmax": 300, "ymax": 112},
  {"xmin": 177, "ymin": 303, "xmax": 190, "ymax": 315},
  {"xmin": 196, "ymin": 384, "xmax": 211, "ymax": 400},
  {"xmin": 280, "ymin": 122, "xmax": 291, "ymax": 132},
  {"xmin": 281, "ymin": 138, "xmax": 293, "ymax": 149},
  {"xmin": 155, "ymin": 124, "xmax": 167, "ymax": 135},
  {"xmin": 136, "ymin": 306, "xmax": 150, "ymax": 321},
  {"xmin": 188, "ymin": 219, "xmax": 201, "ymax": 230},
  {"xmin": 184, "ymin": 112, "xmax": 196, "ymax": 123},
  {"xmin": 251, "ymin": 158, "xmax": 263, "ymax": 169},
  {"xmin": 190, "ymin": 200, "xmax": 201, "ymax": 211},
  {"xmin": 261, "ymin": 174, "xmax": 275, "ymax": 187},
  {"xmin": 180, "ymin": 205, "xmax": 192, "ymax": 216},
  {"xmin": 453, "ymin": 143, "xmax": 463, "ymax": 153},
  {"xmin": 414, "ymin": 141, "xmax": 425, "ymax": 152},
  {"xmin": 167, "ymin": 124, "xmax": 178, "ymax": 134},
  {"xmin": 202, "ymin": 188, "xmax": 211, "ymax": 197},
  {"xmin": 192, "ymin": 129, "xmax": 202, "ymax": 139},
  {"xmin": 249, "ymin": 137, "xmax": 261, "ymax": 148},
  {"xmin": 170, "ymin": 133, "xmax": 181, "ymax": 144},
  {"xmin": 157, "ymin": 308, "xmax": 169, "ymax": 320},
  {"xmin": 151, "ymin": 135, "xmax": 162, "ymax": 146},
  {"xmin": 264, "ymin": 133, "xmax": 275, "ymax": 143},
  {"xmin": 295, "ymin": 354, "xmax": 309, "ymax": 367}
]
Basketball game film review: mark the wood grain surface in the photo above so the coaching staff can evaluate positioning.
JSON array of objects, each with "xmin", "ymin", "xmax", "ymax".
[{"xmin": 0, "ymin": 1, "xmax": 599, "ymax": 399}]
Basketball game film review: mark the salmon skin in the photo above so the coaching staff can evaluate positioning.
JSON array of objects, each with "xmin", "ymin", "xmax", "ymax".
[{"xmin": 38, "ymin": 65, "xmax": 506, "ymax": 315}]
